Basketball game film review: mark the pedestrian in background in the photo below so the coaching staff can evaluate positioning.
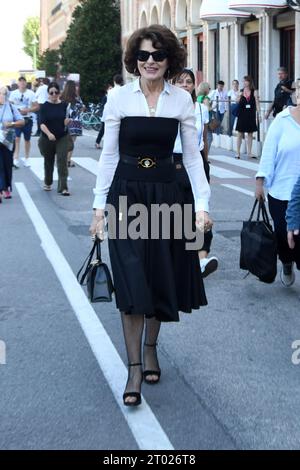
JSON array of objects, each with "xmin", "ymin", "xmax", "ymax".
[
  {"xmin": 256, "ymin": 79, "xmax": 300, "ymax": 287},
  {"xmin": 197, "ymin": 82, "xmax": 213, "ymax": 152},
  {"xmin": 61, "ymin": 80, "xmax": 84, "ymax": 168},
  {"xmin": 38, "ymin": 82, "xmax": 70, "ymax": 196},
  {"xmin": 0, "ymin": 86, "xmax": 24, "ymax": 202},
  {"xmin": 9, "ymin": 77, "xmax": 38, "ymax": 168},
  {"xmin": 95, "ymin": 76, "xmax": 123, "ymax": 150},
  {"xmin": 90, "ymin": 25, "xmax": 211, "ymax": 407},
  {"xmin": 228, "ymin": 79, "xmax": 240, "ymax": 136},
  {"xmin": 173, "ymin": 68, "xmax": 218, "ymax": 277},
  {"xmin": 236, "ymin": 75, "xmax": 261, "ymax": 159},
  {"xmin": 95, "ymin": 85, "xmax": 111, "ymax": 149},
  {"xmin": 265, "ymin": 67, "xmax": 294, "ymax": 120},
  {"xmin": 209, "ymin": 80, "xmax": 228, "ymax": 135}
]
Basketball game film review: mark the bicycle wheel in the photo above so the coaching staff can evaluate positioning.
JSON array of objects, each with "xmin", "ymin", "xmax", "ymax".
[{"xmin": 81, "ymin": 112, "xmax": 93, "ymax": 129}]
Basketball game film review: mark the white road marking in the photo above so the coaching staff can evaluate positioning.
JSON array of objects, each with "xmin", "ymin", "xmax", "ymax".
[
  {"xmin": 221, "ymin": 184, "xmax": 255, "ymax": 197},
  {"xmin": 15, "ymin": 182, "xmax": 174, "ymax": 451},
  {"xmin": 30, "ymin": 158, "xmax": 58, "ymax": 181},
  {"xmin": 210, "ymin": 166, "xmax": 250, "ymax": 179},
  {"xmin": 209, "ymin": 155, "xmax": 259, "ymax": 172},
  {"xmin": 72, "ymin": 157, "xmax": 98, "ymax": 175}
]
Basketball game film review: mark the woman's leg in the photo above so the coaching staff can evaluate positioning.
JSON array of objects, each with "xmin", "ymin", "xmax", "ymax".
[
  {"xmin": 247, "ymin": 133, "xmax": 253, "ymax": 156},
  {"xmin": 143, "ymin": 317, "xmax": 161, "ymax": 383},
  {"xmin": 38, "ymin": 136, "xmax": 55, "ymax": 187},
  {"xmin": 236, "ymin": 132, "xmax": 243, "ymax": 158},
  {"xmin": 0, "ymin": 145, "xmax": 6, "ymax": 192},
  {"xmin": 3, "ymin": 147, "xmax": 13, "ymax": 192},
  {"xmin": 68, "ymin": 136, "xmax": 76, "ymax": 165},
  {"xmin": 268, "ymin": 195, "xmax": 294, "ymax": 264},
  {"xmin": 56, "ymin": 135, "xmax": 69, "ymax": 193},
  {"xmin": 121, "ymin": 313, "xmax": 144, "ymax": 404}
]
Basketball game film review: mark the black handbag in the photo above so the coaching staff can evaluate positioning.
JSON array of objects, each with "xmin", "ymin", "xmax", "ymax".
[
  {"xmin": 240, "ymin": 199, "xmax": 277, "ymax": 284},
  {"xmin": 77, "ymin": 238, "xmax": 114, "ymax": 302}
]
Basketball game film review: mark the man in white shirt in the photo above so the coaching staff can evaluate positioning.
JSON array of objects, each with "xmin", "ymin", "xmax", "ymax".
[
  {"xmin": 34, "ymin": 77, "xmax": 50, "ymax": 136},
  {"xmin": 209, "ymin": 80, "xmax": 228, "ymax": 135},
  {"xmin": 9, "ymin": 76, "xmax": 38, "ymax": 167}
]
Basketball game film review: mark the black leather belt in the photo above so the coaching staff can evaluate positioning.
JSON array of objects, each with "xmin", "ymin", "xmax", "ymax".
[{"xmin": 120, "ymin": 154, "xmax": 174, "ymax": 169}]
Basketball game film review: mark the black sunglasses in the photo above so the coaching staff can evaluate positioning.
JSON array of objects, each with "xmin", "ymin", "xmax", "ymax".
[
  {"xmin": 49, "ymin": 90, "xmax": 59, "ymax": 96},
  {"xmin": 137, "ymin": 50, "xmax": 168, "ymax": 62}
]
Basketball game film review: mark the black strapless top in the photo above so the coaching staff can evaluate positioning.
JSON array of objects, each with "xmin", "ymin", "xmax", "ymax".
[{"xmin": 119, "ymin": 116, "xmax": 179, "ymax": 158}]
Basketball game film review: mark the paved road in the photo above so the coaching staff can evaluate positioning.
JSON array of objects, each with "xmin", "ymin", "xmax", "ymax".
[{"xmin": 0, "ymin": 133, "xmax": 300, "ymax": 450}]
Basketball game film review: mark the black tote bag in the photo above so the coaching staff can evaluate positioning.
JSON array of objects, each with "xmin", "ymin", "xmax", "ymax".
[
  {"xmin": 240, "ymin": 199, "xmax": 277, "ymax": 283},
  {"xmin": 77, "ymin": 238, "xmax": 114, "ymax": 302}
]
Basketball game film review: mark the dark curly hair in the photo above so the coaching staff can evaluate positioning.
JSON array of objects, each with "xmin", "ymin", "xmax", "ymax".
[{"xmin": 124, "ymin": 25, "xmax": 187, "ymax": 80}]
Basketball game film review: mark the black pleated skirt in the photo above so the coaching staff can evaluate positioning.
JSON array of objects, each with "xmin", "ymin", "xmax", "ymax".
[{"xmin": 106, "ymin": 161, "xmax": 207, "ymax": 323}]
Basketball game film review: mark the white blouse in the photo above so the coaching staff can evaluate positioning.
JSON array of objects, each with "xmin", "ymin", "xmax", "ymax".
[
  {"xmin": 256, "ymin": 107, "xmax": 300, "ymax": 201},
  {"xmin": 93, "ymin": 79, "xmax": 211, "ymax": 213}
]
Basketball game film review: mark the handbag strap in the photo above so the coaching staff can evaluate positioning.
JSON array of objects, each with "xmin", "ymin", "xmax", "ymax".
[
  {"xmin": 249, "ymin": 199, "xmax": 271, "ymax": 226},
  {"xmin": 77, "ymin": 238, "xmax": 101, "ymax": 285},
  {"xmin": 249, "ymin": 199, "xmax": 259, "ymax": 221}
]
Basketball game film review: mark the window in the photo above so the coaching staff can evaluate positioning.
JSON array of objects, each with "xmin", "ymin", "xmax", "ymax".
[
  {"xmin": 248, "ymin": 33, "xmax": 259, "ymax": 89},
  {"xmin": 280, "ymin": 27, "xmax": 295, "ymax": 79}
]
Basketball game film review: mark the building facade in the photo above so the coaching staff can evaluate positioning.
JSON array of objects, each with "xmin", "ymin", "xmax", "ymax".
[
  {"xmin": 120, "ymin": 0, "xmax": 300, "ymax": 104},
  {"xmin": 40, "ymin": 0, "xmax": 80, "ymax": 52}
]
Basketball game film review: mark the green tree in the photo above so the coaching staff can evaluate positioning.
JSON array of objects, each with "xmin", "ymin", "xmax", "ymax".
[
  {"xmin": 60, "ymin": 0, "xmax": 122, "ymax": 102},
  {"xmin": 23, "ymin": 16, "xmax": 40, "ymax": 68},
  {"xmin": 38, "ymin": 49, "xmax": 60, "ymax": 77}
]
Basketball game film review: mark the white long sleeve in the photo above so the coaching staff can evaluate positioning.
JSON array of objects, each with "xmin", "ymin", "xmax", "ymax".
[
  {"xmin": 93, "ymin": 80, "xmax": 211, "ymax": 212},
  {"xmin": 93, "ymin": 92, "xmax": 121, "ymax": 209},
  {"xmin": 180, "ymin": 94, "xmax": 210, "ymax": 212}
]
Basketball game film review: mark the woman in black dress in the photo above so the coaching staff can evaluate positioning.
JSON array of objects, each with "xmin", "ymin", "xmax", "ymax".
[
  {"xmin": 236, "ymin": 75, "xmax": 261, "ymax": 159},
  {"xmin": 90, "ymin": 25, "xmax": 212, "ymax": 407}
]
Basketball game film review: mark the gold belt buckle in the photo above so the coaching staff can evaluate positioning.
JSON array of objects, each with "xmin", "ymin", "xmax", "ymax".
[{"xmin": 138, "ymin": 157, "xmax": 156, "ymax": 169}]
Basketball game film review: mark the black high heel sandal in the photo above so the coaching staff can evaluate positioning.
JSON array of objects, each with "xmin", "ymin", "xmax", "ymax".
[
  {"xmin": 123, "ymin": 363, "xmax": 143, "ymax": 407},
  {"xmin": 143, "ymin": 343, "xmax": 161, "ymax": 385}
]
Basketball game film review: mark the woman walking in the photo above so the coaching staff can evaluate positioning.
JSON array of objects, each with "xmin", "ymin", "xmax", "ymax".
[
  {"xmin": 90, "ymin": 25, "xmax": 211, "ymax": 407},
  {"xmin": 173, "ymin": 69, "xmax": 218, "ymax": 277},
  {"xmin": 61, "ymin": 80, "xmax": 84, "ymax": 167},
  {"xmin": 236, "ymin": 76, "xmax": 261, "ymax": 159},
  {"xmin": 256, "ymin": 79, "xmax": 300, "ymax": 286},
  {"xmin": 0, "ymin": 86, "xmax": 24, "ymax": 203},
  {"xmin": 38, "ymin": 82, "xmax": 70, "ymax": 196}
]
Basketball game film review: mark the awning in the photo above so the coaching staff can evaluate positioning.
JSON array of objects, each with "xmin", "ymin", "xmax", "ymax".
[
  {"xmin": 200, "ymin": 0, "xmax": 250, "ymax": 21},
  {"xmin": 229, "ymin": 1, "xmax": 287, "ymax": 13}
]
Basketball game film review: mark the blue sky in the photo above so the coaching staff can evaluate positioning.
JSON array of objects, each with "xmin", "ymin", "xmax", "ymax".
[{"xmin": 0, "ymin": 0, "xmax": 40, "ymax": 71}]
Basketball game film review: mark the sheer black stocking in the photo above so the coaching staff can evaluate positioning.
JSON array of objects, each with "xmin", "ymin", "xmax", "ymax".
[
  {"xmin": 121, "ymin": 313, "xmax": 144, "ymax": 404},
  {"xmin": 143, "ymin": 317, "xmax": 161, "ymax": 383}
]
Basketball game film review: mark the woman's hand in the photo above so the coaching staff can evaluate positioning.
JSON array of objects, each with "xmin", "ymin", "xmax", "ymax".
[
  {"xmin": 48, "ymin": 133, "xmax": 56, "ymax": 141},
  {"xmin": 255, "ymin": 178, "xmax": 265, "ymax": 201},
  {"xmin": 196, "ymin": 211, "xmax": 213, "ymax": 232},
  {"xmin": 90, "ymin": 209, "xmax": 105, "ymax": 241},
  {"xmin": 64, "ymin": 118, "xmax": 71, "ymax": 126},
  {"xmin": 288, "ymin": 229, "xmax": 299, "ymax": 250}
]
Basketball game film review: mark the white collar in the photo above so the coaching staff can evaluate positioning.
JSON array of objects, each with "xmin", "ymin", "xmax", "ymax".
[{"xmin": 133, "ymin": 79, "xmax": 171, "ymax": 95}]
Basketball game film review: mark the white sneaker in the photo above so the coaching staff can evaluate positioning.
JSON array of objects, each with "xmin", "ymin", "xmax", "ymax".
[
  {"xmin": 13, "ymin": 159, "xmax": 20, "ymax": 168},
  {"xmin": 280, "ymin": 262, "xmax": 295, "ymax": 287},
  {"xmin": 22, "ymin": 158, "xmax": 31, "ymax": 168},
  {"xmin": 200, "ymin": 256, "xmax": 219, "ymax": 278}
]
